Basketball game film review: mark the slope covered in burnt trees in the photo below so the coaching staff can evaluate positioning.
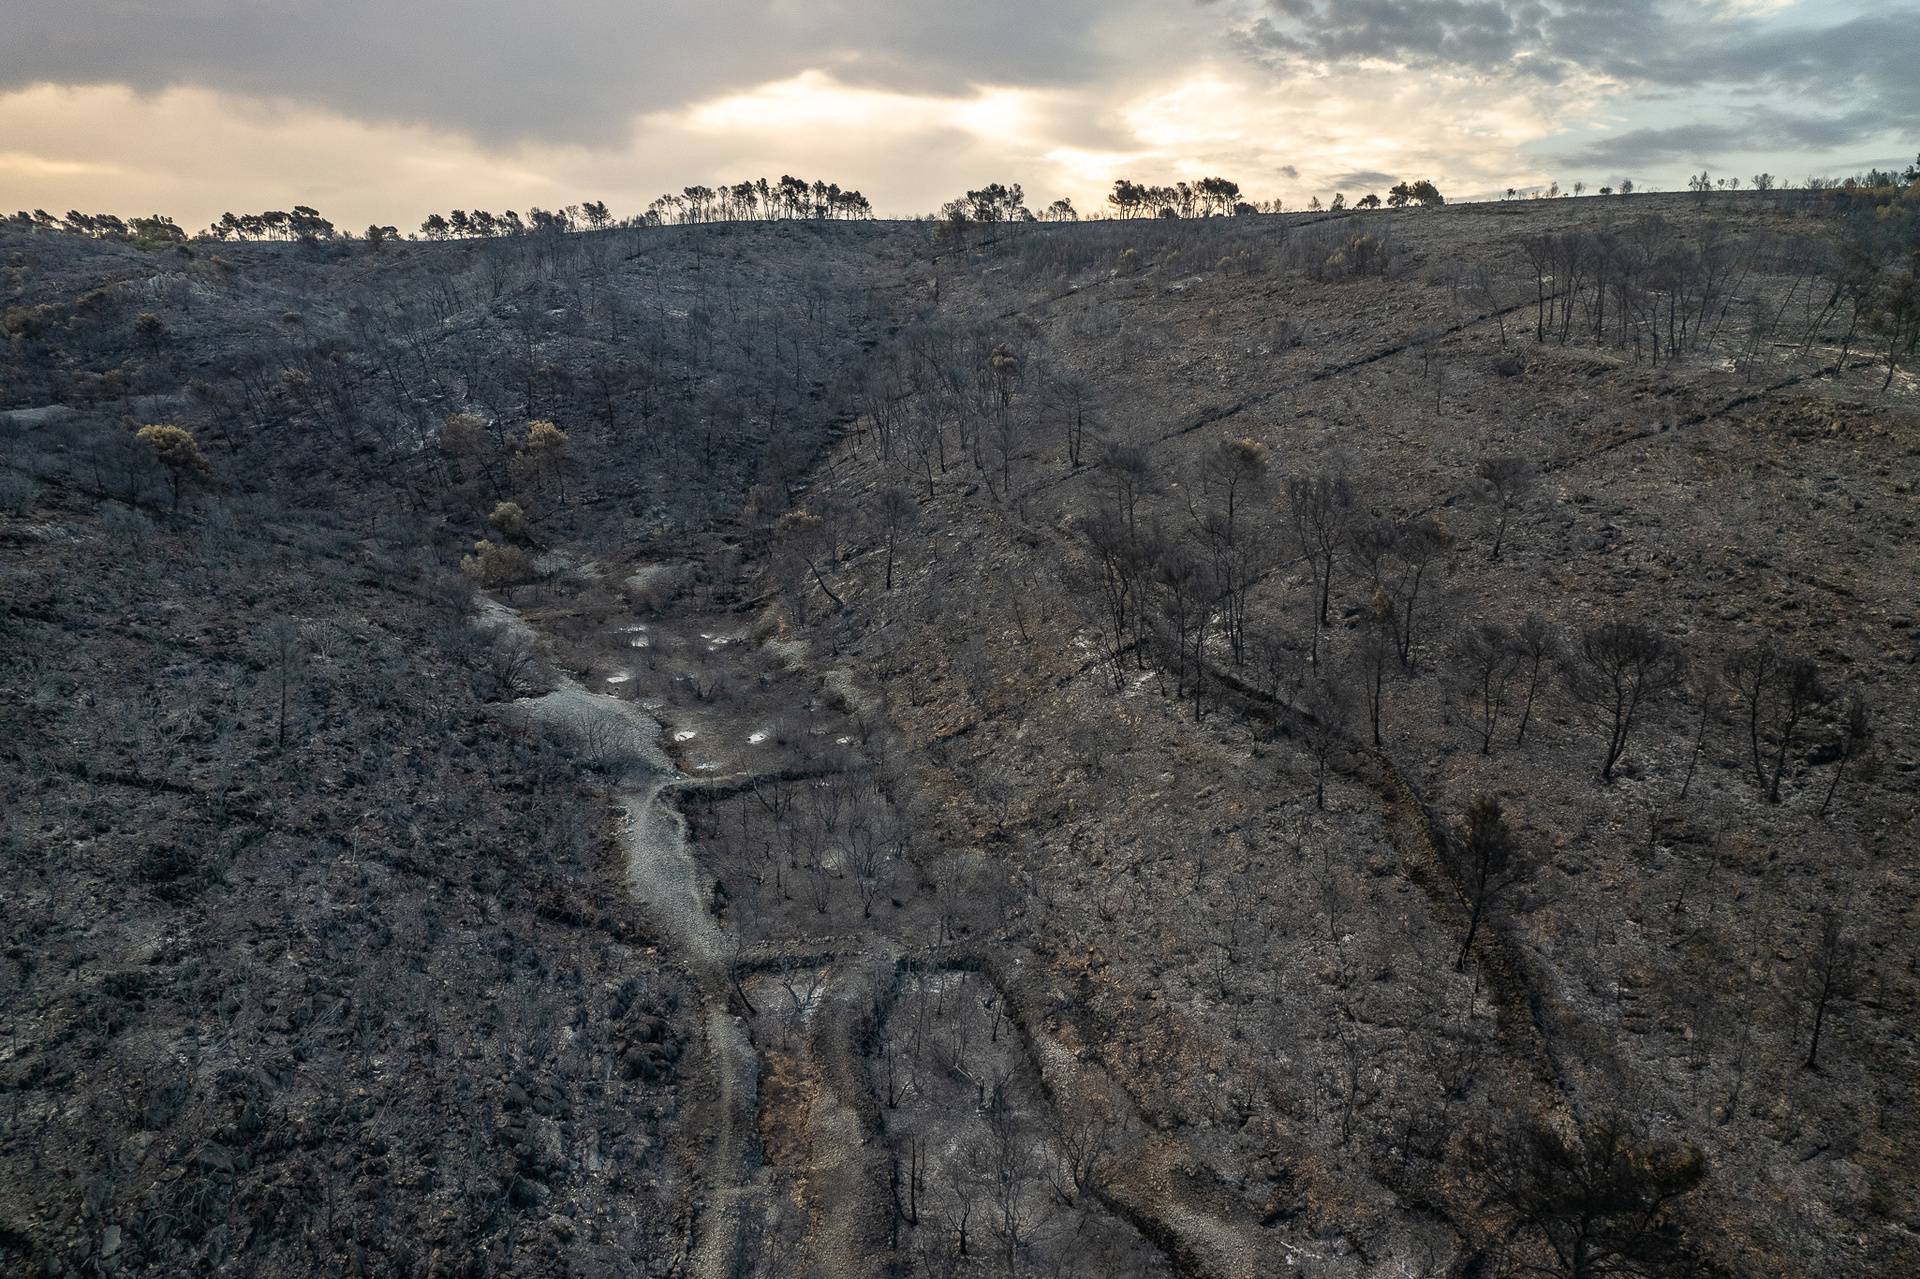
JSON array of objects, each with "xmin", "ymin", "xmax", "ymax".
[{"xmin": 4, "ymin": 189, "xmax": 1916, "ymax": 1277}]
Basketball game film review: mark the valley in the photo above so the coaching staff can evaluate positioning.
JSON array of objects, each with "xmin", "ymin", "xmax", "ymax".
[{"xmin": 3, "ymin": 190, "xmax": 1916, "ymax": 1276}]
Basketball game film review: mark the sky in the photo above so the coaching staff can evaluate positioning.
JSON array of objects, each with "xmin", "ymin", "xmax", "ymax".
[{"xmin": 1, "ymin": 0, "xmax": 1913, "ymax": 230}]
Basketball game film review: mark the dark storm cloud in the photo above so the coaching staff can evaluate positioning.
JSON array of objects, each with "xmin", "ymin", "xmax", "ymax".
[
  {"xmin": 1232, "ymin": 0, "xmax": 1568, "ymax": 75},
  {"xmin": 1268, "ymin": 0, "xmax": 1540, "ymax": 69},
  {"xmin": 1551, "ymin": 122, "xmax": 1744, "ymax": 169},
  {"xmin": 0, "ymin": 0, "xmax": 1123, "ymax": 141},
  {"xmin": 1228, "ymin": 1, "xmax": 1918, "ymax": 164},
  {"xmin": 1686, "ymin": 14, "xmax": 1920, "ymax": 116},
  {"xmin": 1553, "ymin": 109, "xmax": 1891, "ymax": 169},
  {"xmin": 1579, "ymin": 9, "xmax": 1920, "ymax": 159},
  {"xmin": 1332, "ymin": 169, "xmax": 1398, "ymax": 188}
]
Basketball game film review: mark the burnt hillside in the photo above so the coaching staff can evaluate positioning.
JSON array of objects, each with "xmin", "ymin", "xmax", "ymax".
[{"xmin": 3, "ymin": 191, "xmax": 1916, "ymax": 1278}]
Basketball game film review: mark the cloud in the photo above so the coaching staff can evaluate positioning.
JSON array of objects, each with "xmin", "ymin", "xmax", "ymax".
[
  {"xmin": 1226, "ymin": 1, "xmax": 1917, "ymax": 105},
  {"xmin": 1091, "ymin": 63, "xmax": 1565, "ymax": 202},
  {"xmin": 1227, "ymin": 0, "xmax": 1641, "ymax": 81},
  {"xmin": 1703, "ymin": 0, "xmax": 1801, "ymax": 17},
  {"xmin": 1249, "ymin": 0, "xmax": 1543, "ymax": 71},
  {"xmin": 1222, "ymin": 0, "xmax": 1917, "ymax": 181},
  {"xmin": 0, "ymin": 60, "xmax": 1569, "ymax": 228},
  {"xmin": 0, "ymin": 84, "xmax": 604, "ymax": 225},
  {"xmin": 1551, "ymin": 122, "xmax": 1746, "ymax": 169},
  {"xmin": 1693, "ymin": 13, "xmax": 1920, "ymax": 116},
  {"xmin": 0, "ymin": 0, "xmax": 1166, "ymax": 145},
  {"xmin": 1550, "ymin": 109, "xmax": 1889, "ymax": 169},
  {"xmin": 0, "ymin": 0, "xmax": 1907, "ymax": 223},
  {"xmin": 0, "ymin": 74, "xmax": 1171, "ymax": 228},
  {"xmin": 1330, "ymin": 169, "xmax": 1399, "ymax": 190}
]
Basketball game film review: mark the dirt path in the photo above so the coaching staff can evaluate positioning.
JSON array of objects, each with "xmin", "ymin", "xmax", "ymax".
[
  {"xmin": 982, "ymin": 957, "xmax": 1340, "ymax": 1278},
  {"xmin": 1105, "ymin": 1138, "xmax": 1332, "ymax": 1279},
  {"xmin": 796, "ymin": 952, "xmax": 894, "ymax": 1279},
  {"xmin": 491, "ymin": 594, "xmax": 766, "ymax": 1279},
  {"xmin": 495, "ymin": 579, "xmax": 905, "ymax": 1279},
  {"xmin": 619, "ymin": 771, "xmax": 760, "ymax": 1279},
  {"xmin": 616, "ymin": 781, "xmax": 726, "ymax": 971},
  {"xmin": 692, "ymin": 1004, "xmax": 762, "ymax": 1279},
  {"xmin": 494, "ymin": 575, "xmax": 1337, "ymax": 1279}
]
